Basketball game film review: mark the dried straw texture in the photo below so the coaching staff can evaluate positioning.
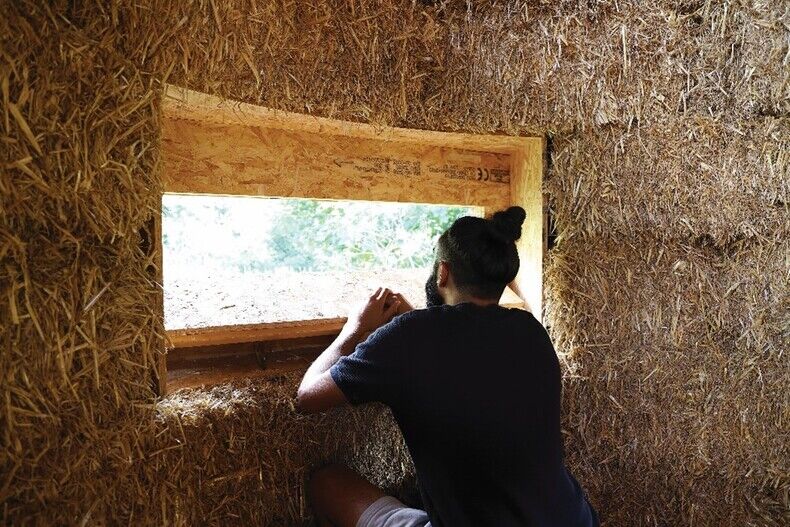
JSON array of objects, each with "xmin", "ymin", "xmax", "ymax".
[
  {"xmin": 547, "ymin": 117, "xmax": 788, "ymax": 243},
  {"xmin": 114, "ymin": 0, "xmax": 789, "ymax": 133},
  {"xmin": 2, "ymin": 0, "xmax": 788, "ymax": 525},
  {"xmin": 1, "ymin": 2, "xmax": 164, "ymax": 523},
  {"xmin": 546, "ymin": 234, "xmax": 789, "ymax": 526},
  {"xmin": 149, "ymin": 375, "xmax": 412, "ymax": 526}
]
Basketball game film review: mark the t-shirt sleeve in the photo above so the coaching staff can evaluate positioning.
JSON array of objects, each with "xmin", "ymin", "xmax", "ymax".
[{"xmin": 330, "ymin": 316, "xmax": 407, "ymax": 406}]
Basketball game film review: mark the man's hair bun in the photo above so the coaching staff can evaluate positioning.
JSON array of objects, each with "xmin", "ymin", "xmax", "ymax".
[
  {"xmin": 436, "ymin": 206, "xmax": 525, "ymax": 299},
  {"xmin": 489, "ymin": 206, "xmax": 526, "ymax": 243}
]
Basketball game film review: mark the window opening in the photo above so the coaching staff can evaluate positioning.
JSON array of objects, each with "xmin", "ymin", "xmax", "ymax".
[{"xmin": 163, "ymin": 193, "xmax": 481, "ymax": 330}]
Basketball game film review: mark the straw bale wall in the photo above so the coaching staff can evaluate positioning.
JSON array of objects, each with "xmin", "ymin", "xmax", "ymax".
[
  {"xmin": 546, "ymin": 234, "xmax": 788, "ymax": 526},
  {"xmin": 148, "ymin": 377, "xmax": 413, "ymax": 525},
  {"xmin": 2, "ymin": 0, "xmax": 786, "ymax": 525}
]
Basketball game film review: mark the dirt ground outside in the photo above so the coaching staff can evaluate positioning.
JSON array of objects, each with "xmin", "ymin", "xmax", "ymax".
[{"xmin": 164, "ymin": 267, "xmax": 431, "ymax": 329}]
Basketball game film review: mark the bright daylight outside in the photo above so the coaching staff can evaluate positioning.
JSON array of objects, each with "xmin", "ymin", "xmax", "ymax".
[{"xmin": 162, "ymin": 194, "xmax": 481, "ymax": 330}]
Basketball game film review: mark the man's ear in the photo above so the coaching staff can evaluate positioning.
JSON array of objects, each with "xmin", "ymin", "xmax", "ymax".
[{"xmin": 437, "ymin": 261, "xmax": 450, "ymax": 287}]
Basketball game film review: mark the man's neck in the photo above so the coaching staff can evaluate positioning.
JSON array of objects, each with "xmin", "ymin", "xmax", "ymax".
[{"xmin": 446, "ymin": 292, "xmax": 499, "ymax": 307}]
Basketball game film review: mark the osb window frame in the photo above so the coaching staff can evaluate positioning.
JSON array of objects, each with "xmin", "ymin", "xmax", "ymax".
[{"xmin": 157, "ymin": 85, "xmax": 544, "ymax": 394}]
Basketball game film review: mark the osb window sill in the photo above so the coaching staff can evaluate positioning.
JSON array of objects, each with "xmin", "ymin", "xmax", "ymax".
[
  {"xmin": 165, "ymin": 302, "xmax": 525, "ymax": 394},
  {"xmin": 165, "ymin": 318, "xmax": 344, "ymax": 393}
]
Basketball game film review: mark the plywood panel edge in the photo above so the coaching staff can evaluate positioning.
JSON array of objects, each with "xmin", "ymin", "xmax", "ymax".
[
  {"xmin": 168, "ymin": 318, "xmax": 348, "ymax": 348},
  {"xmin": 150, "ymin": 204, "xmax": 168, "ymax": 396},
  {"xmin": 510, "ymin": 138, "xmax": 544, "ymax": 322},
  {"xmin": 163, "ymin": 84, "xmax": 537, "ymax": 153},
  {"xmin": 161, "ymin": 114, "xmax": 514, "ymax": 210}
]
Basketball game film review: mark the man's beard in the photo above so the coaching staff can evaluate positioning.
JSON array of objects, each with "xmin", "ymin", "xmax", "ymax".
[{"xmin": 425, "ymin": 266, "xmax": 445, "ymax": 307}]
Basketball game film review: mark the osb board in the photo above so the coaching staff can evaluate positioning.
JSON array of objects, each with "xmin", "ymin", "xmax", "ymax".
[
  {"xmin": 161, "ymin": 85, "xmax": 543, "ymax": 317},
  {"xmin": 2, "ymin": 0, "xmax": 788, "ymax": 525},
  {"xmin": 162, "ymin": 85, "xmax": 535, "ymax": 153},
  {"xmin": 162, "ymin": 115, "xmax": 513, "ymax": 209},
  {"xmin": 510, "ymin": 141, "xmax": 544, "ymax": 316}
]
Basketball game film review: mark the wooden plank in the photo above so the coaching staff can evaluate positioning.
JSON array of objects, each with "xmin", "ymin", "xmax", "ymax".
[
  {"xmin": 162, "ymin": 117, "xmax": 512, "ymax": 209},
  {"xmin": 499, "ymin": 285, "xmax": 524, "ymax": 308},
  {"xmin": 510, "ymin": 137, "xmax": 544, "ymax": 321},
  {"xmin": 167, "ymin": 334, "xmax": 335, "ymax": 391},
  {"xmin": 166, "ymin": 301, "xmax": 527, "ymax": 392},
  {"xmin": 149, "ymin": 209, "xmax": 168, "ymax": 396},
  {"xmin": 169, "ymin": 335, "xmax": 335, "ymax": 363},
  {"xmin": 168, "ymin": 318, "xmax": 347, "ymax": 348},
  {"xmin": 167, "ymin": 298, "xmax": 525, "ymax": 350},
  {"xmin": 167, "ymin": 350, "xmax": 318, "ymax": 393},
  {"xmin": 163, "ymin": 84, "xmax": 532, "ymax": 154}
]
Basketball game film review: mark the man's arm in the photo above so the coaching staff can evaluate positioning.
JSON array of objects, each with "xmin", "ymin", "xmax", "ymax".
[
  {"xmin": 295, "ymin": 325, "xmax": 365, "ymax": 413},
  {"xmin": 296, "ymin": 288, "xmax": 401, "ymax": 414},
  {"xmin": 507, "ymin": 278, "xmax": 533, "ymax": 314}
]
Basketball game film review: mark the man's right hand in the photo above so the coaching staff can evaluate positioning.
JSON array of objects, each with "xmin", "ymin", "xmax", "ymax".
[
  {"xmin": 346, "ymin": 288, "xmax": 401, "ymax": 336},
  {"xmin": 387, "ymin": 293, "xmax": 414, "ymax": 315}
]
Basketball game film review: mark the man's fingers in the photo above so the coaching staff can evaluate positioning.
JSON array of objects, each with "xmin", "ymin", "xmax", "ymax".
[
  {"xmin": 384, "ymin": 299, "xmax": 401, "ymax": 319},
  {"xmin": 375, "ymin": 287, "xmax": 391, "ymax": 302},
  {"xmin": 384, "ymin": 292, "xmax": 401, "ymax": 307},
  {"xmin": 389, "ymin": 292, "xmax": 413, "ymax": 312}
]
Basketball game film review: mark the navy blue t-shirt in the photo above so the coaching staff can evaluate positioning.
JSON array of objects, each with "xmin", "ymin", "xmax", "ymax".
[{"xmin": 330, "ymin": 303, "xmax": 597, "ymax": 527}]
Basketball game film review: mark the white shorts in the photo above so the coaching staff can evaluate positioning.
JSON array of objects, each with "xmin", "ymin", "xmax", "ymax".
[{"xmin": 356, "ymin": 496, "xmax": 431, "ymax": 527}]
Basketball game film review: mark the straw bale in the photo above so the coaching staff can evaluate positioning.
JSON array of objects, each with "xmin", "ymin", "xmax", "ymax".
[
  {"xmin": 98, "ymin": 0, "xmax": 786, "ymax": 134},
  {"xmin": 1, "ymin": 1, "xmax": 164, "ymax": 522},
  {"xmin": 115, "ymin": 0, "xmax": 442, "ymax": 127},
  {"xmin": 105, "ymin": 0, "xmax": 785, "ymax": 136},
  {"xmin": 547, "ymin": 116, "xmax": 789, "ymax": 244},
  {"xmin": 2, "ymin": 0, "xmax": 788, "ymax": 525},
  {"xmin": 146, "ymin": 374, "xmax": 412, "ymax": 526},
  {"xmin": 427, "ymin": 0, "xmax": 788, "ymax": 132},
  {"xmin": 546, "ymin": 233, "xmax": 789, "ymax": 526}
]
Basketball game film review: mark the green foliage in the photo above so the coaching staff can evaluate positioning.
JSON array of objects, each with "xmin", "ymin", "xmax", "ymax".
[
  {"xmin": 163, "ymin": 195, "xmax": 476, "ymax": 274},
  {"xmin": 267, "ymin": 199, "xmax": 349, "ymax": 271},
  {"xmin": 266, "ymin": 200, "xmax": 474, "ymax": 271}
]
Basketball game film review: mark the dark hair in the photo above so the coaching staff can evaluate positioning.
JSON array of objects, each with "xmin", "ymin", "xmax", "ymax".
[{"xmin": 435, "ymin": 206, "xmax": 526, "ymax": 300}]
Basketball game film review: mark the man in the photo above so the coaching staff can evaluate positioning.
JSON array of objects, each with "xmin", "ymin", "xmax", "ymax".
[{"xmin": 297, "ymin": 206, "xmax": 598, "ymax": 527}]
